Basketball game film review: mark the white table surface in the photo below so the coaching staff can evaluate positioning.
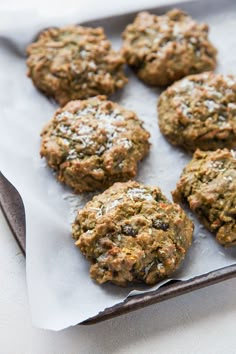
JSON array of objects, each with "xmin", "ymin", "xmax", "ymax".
[{"xmin": 1, "ymin": 0, "xmax": 236, "ymax": 353}]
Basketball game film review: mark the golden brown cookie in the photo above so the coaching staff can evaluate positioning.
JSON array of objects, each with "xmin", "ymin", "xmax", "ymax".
[
  {"xmin": 158, "ymin": 72, "xmax": 236, "ymax": 151},
  {"xmin": 173, "ymin": 149, "xmax": 236, "ymax": 247},
  {"xmin": 158, "ymin": 72, "xmax": 236, "ymax": 152},
  {"xmin": 73, "ymin": 180, "xmax": 193, "ymax": 286},
  {"xmin": 122, "ymin": 9, "xmax": 217, "ymax": 86},
  {"xmin": 27, "ymin": 26, "xmax": 128, "ymax": 106},
  {"xmin": 40, "ymin": 96, "xmax": 150, "ymax": 192}
]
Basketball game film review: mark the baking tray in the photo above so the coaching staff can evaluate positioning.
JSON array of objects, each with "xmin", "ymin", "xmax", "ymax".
[{"xmin": 1, "ymin": 0, "xmax": 236, "ymax": 325}]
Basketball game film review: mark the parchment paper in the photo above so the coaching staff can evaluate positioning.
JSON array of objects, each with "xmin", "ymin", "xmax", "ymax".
[{"xmin": 1, "ymin": 0, "xmax": 236, "ymax": 330}]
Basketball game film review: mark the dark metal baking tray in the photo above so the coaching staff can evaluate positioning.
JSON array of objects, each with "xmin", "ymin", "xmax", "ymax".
[{"xmin": 1, "ymin": 0, "xmax": 236, "ymax": 325}]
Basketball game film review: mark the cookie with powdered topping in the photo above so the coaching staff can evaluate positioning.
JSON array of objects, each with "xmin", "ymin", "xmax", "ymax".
[
  {"xmin": 73, "ymin": 180, "xmax": 193, "ymax": 286},
  {"xmin": 122, "ymin": 9, "xmax": 217, "ymax": 86},
  {"xmin": 158, "ymin": 72, "xmax": 236, "ymax": 151},
  {"xmin": 40, "ymin": 96, "xmax": 150, "ymax": 192}
]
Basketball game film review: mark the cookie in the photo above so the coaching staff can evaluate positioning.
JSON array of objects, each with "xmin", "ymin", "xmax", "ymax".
[
  {"xmin": 122, "ymin": 9, "xmax": 217, "ymax": 86},
  {"xmin": 40, "ymin": 96, "xmax": 150, "ymax": 192},
  {"xmin": 158, "ymin": 72, "xmax": 236, "ymax": 152},
  {"xmin": 26, "ymin": 26, "xmax": 128, "ymax": 106},
  {"xmin": 72, "ymin": 180, "xmax": 193, "ymax": 286},
  {"xmin": 173, "ymin": 149, "xmax": 236, "ymax": 247}
]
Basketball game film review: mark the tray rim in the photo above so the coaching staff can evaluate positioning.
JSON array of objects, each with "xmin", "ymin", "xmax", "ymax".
[
  {"xmin": 1, "ymin": 0, "xmax": 236, "ymax": 326},
  {"xmin": 1, "ymin": 174, "xmax": 236, "ymax": 325}
]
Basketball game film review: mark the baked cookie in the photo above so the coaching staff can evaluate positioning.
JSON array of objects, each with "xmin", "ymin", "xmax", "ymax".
[
  {"xmin": 122, "ymin": 9, "xmax": 217, "ymax": 86},
  {"xmin": 173, "ymin": 149, "xmax": 236, "ymax": 247},
  {"xmin": 40, "ymin": 96, "xmax": 150, "ymax": 192},
  {"xmin": 158, "ymin": 72, "xmax": 236, "ymax": 152},
  {"xmin": 26, "ymin": 26, "xmax": 128, "ymax": 106},
  {"xmin": 72, "ymin": 180, "xmax": 193, "ymax": 286}
]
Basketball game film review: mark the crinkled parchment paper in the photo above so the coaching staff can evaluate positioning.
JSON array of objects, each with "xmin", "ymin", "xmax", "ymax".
[{"xmin": 0, "ymin": 0, "xmax": 236, "ymax": 330}]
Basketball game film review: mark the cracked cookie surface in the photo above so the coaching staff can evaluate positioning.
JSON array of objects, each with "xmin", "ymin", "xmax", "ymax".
[
  {"xmin": 122, "ymin": 9, "xmax": 217, "ymax": 86},
  {"xmin": 40, "ymin": 96, "xmax": 150, "ymax": 192},
  {"xmin": 27, "ymin": 25, "xmax": 128, "ymax": 106},
  {"xmin": 158, "ymin": 72, "xmax": 236, "ymax": 152},
  {"xmin": 72, "ymin": 180, "xmax": 193, "ymax": 286},
  {"xmin": 173, "ymin": 149, "xmax": 236, "ymax": 247}
]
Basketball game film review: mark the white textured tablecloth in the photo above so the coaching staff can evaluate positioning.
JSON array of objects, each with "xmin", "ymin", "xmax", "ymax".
[{"xmin": 1, "ymin": 0, "xmax": 236, "ymax": 352}]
